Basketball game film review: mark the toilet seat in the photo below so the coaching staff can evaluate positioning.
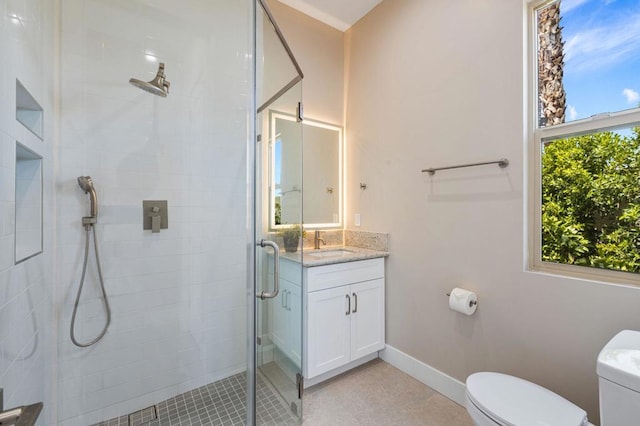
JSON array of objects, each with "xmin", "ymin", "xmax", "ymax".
[{"xmin": 466, "ymin": 372, "xmax": 588, "ymax": 426}]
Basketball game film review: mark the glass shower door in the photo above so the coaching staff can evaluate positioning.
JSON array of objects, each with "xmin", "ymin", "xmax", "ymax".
[
  {"xmin": 256, "ymin": 87, "xmax": 303, "ymax": 424},
  {"xmin": 255, "ymin": 0, "xmax": 304, "ymax": 423}
]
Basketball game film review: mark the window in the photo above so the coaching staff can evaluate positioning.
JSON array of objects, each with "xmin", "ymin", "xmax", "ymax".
[{"xmin": 530, "ymin": 0, "xmax": 640, "ymax": 284}]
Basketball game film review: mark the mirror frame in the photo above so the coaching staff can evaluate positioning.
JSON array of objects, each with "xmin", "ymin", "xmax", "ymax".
[{"xmin": 269, "ymin": 110, "xmax": 343, "ymax": 230}]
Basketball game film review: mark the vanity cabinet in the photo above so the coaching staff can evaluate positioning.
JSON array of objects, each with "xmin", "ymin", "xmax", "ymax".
[
  {"xmin": 269, "ymin": 256, "xmax": 386, "ymax": 381},
  {"xmin": 269, "ymin": 259, "xmax": 302, "ymax": 368},
  {"xmin": 305, "ymin": 258, "xmax": 385, "ymax": 379}
]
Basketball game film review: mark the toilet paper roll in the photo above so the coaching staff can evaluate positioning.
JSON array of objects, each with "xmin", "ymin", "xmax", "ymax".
[{"xmin": 448, "ymin": 287, "xmax": 477, "ymax": 315}]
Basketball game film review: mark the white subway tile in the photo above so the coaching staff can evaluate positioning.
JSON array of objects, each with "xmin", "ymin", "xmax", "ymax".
[
  {"xmin": 59, "ymin": 377, "xmax": 83, "ymax": 400},
  {"xmin": 52, "ymin": 1, "xmax": 253, "ymax": 422},
  {"xmin": 58, "ymin": 395, "xmax": 84, "ymax": 421}
]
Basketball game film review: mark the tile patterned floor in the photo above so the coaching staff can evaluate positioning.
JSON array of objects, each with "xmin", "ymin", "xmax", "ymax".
[
  {"xmin": 94, "ymin": 373, "xmax": 297, "ymax": 426},
  {"xmin": 129, "ymin": 406, "xmax": 158, "ymax": 425},
  {"xmin": 95, "ymin": 359, "xmax": 473, "ymax": 425}
]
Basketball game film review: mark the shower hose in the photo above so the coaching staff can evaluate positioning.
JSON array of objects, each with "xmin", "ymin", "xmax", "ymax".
[{"xmin": 70, "ymin": 223, "xmax": 111, "ymax": 347}]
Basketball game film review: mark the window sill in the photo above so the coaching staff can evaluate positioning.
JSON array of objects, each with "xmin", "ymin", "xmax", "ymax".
[{"xmin": 528, "ymin": 261, "xmax": 640, "ymax": 288}]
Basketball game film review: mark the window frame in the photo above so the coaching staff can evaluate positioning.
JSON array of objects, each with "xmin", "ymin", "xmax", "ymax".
[{"xmin": 527, "ymin": 0, "xmax": 640, "ymax": 286}]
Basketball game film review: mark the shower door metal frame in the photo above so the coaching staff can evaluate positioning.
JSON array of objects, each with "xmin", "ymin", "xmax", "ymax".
[
  {"xmin": 256, "ymin": 0, "xmax": 304, "ymax": 115},
  {"xmin": 247, "ymin": 1, "xmax": 258, "ymax": 423}
]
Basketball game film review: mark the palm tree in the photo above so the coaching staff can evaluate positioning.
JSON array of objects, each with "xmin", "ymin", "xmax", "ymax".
[{"xmin": 538, "ymin": 1, "xmax": 566, "ymax": 127}]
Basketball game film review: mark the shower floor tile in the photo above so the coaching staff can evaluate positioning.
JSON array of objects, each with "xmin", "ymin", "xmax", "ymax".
[{"xmin": 94, "ymin": 372, "xmax": 297, "ymax": 426}]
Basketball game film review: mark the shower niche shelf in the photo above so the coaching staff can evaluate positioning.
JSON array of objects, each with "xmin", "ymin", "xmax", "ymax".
[
  {"xmin": 15, "ymin": 142, "xmax": 43, "ymax": 264},
  {"xmin": 16, "ymin": 80, "xmax": 44, "ymax": 140}
]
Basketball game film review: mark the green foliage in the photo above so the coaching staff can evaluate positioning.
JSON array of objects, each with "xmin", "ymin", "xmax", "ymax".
[
  {"xmin": 278, "ymin": 224, "xmax": 306, "ymax": 241},
  {"xmin": 275, "ymin": 199, "xmax": 282, "ymax": 225},
  {"xmin": 541, "ymin": 127, "xmax": 640, "ymax": 273}
]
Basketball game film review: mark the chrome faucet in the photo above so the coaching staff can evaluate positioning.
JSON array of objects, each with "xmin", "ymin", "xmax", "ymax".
[{"xmin": 314, "ymin": 230, "xmax": 326, "ymax": 250}]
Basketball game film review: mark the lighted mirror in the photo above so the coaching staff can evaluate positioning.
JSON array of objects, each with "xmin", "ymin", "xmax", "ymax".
[{"xmin": 270, "ymin": 111, "xmax": 342, "ymax": 229}]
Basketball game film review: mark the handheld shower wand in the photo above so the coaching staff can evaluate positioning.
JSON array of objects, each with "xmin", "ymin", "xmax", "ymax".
[
  {"xmin": 77, "ymin": 176, "xmax": 98, "ymax": 219},
  {"xmin": 71, "ymin": 176, "xmax": 111, "ymax": 347}
]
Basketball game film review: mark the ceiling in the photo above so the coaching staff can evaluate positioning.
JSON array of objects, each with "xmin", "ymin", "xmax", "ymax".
[{"xmin": 277, "ymin": 0, "xmax": 383, "ymax": 32}]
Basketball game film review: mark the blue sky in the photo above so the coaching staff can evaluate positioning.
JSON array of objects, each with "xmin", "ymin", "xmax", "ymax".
[{"xmin": 560, "ymin": 0, "xmax": 640, "ymax": 121}]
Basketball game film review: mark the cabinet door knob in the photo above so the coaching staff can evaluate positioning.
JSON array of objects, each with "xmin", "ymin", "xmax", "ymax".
[
  {"xmin": 352, "ymin": 292, "xmax": 357, "ymax": 314},
  {"xmin": 345, "ymin": 294, "xmax": 351, "ymax": 316}
]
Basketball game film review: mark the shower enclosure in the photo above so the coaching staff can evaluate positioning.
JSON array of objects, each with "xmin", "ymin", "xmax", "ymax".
[
  {"xmin": 0, "ymin": 0, "xmax": 304, "ymax": 424},
  {"xmin": 255, "ymin": 1, "xmax": 305, "ymax": 421}
]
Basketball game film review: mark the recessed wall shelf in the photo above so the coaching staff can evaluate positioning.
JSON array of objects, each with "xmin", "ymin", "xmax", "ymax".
[
  {"xmin": 16, "ymin": 80, "xmax": 44, "ymax": 140},
  {"xmin": 15, "ymin": 142, "xmax": 43, "ymax": 264}
]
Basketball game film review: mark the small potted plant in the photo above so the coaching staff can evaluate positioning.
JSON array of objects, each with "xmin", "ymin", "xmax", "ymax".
[{"xmin": 279, "ymin": 224, "xmax": 306, "ymax": 253}]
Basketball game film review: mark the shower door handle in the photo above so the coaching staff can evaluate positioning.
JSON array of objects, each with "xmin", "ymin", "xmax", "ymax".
[{"xmin": 257, "ymin": 239, "xmax": 280, "ymax": 300}]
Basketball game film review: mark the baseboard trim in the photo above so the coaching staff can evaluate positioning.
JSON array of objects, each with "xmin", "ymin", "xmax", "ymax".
[
  {"xmin": 304, "ymin": 352, "xmax": 379, "ymax": 388},
  {"xmin": 380, "ymin": 345, "xmax": 466, "ymax": 406}
]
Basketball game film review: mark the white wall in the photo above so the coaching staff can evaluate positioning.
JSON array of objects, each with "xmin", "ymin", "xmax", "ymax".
[
  {"xmin": 0, "ymin": 0, "xmax": 56, "ymax": 424},
  {"xmin": 345, "ymin": 0, "xmax": 640, "ymax": 422},
  {"xmin": 56, "ymin": 1, "xmax": 252, "ymax": 424}
]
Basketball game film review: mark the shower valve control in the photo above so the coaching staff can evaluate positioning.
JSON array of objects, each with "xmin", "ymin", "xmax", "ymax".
[{"xmin": 143, "ymin": 200, "xmax": 168, "ymax": 233}]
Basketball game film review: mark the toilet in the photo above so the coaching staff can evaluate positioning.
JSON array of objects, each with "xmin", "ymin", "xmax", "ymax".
[{"xmin": 465, "ymin": 330, "xmax": 640, "ymax": 426}]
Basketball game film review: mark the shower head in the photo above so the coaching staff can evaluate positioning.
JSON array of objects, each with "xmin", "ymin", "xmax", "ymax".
[
  {"xmin": 77, "ymin": 176, "xmax": 93, "ymax": 193},
  {"xmin": 77, "ymin": 176, "xmax": 98, "ymax": 218},
  {"xmin": 129, "ymin": 62, "xmax": 170, "ymax": 97}
]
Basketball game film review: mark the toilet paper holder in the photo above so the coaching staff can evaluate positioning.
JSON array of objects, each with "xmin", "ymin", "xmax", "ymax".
[{"xmin": 446, "ymin": 292, "xmax": 477, "ymax": 307}]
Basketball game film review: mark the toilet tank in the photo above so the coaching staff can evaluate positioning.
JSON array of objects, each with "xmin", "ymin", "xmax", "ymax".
[{"xmin": 597, "ymin": 330, "xmax": 640, "ymax": 426}]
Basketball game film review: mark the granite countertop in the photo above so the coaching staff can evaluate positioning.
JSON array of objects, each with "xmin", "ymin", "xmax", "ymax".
[{"xmin": 280, "ymin": 246, "xmax": 389, "ymax": 267}]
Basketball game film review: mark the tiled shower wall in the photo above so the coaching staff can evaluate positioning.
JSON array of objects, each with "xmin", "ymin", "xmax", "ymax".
[
  {"xmin": 56, "ymin": 1, "xmax": 252, "ymax": 424},
  {"xmin": 0, "ymin": 0, "xmax": 56, "ymax": 423}
]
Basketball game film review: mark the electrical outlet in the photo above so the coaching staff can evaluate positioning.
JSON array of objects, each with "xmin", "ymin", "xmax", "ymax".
[{"xmin": 355, "ymin": 213, "xmax": 361, "ymax": 227}]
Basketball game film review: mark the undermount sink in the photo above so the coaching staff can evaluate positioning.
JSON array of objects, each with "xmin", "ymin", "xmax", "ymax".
[{"xmin": 307, "ymin": 249, "xmax": 355, "ymax": 259}]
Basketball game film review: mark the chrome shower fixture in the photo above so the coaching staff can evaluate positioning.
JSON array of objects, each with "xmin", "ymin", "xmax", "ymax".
[
  {"xmin": 72, "ymin": 176, "xmax": 110, "ymax": 347},
  {"xmin": 129, "ymin": 62, "xmax": 170, "ymax": 97},
  {"xmin": 77, "ymin": 176, "xmax": 98, "ymax": 218}
]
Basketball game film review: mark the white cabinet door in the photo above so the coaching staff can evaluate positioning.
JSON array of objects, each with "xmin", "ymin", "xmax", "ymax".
[
  {"xmin": 287, "ymin": 281, "xmax": 302, "ymax": 368},
  {"xmin": 307, "ymin": 285, "xmax": 351, "ymax": 378},
  {"xmin": 270, "ymin": 282, "xmax": 288, "ymax": 353},
  {"xmin": 350, "ymin": 279, "xmax": 385, "ymax": 360},
  {"xmin": 270, "ymin": 279, "xmax": 302, "ymax": 367}
]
